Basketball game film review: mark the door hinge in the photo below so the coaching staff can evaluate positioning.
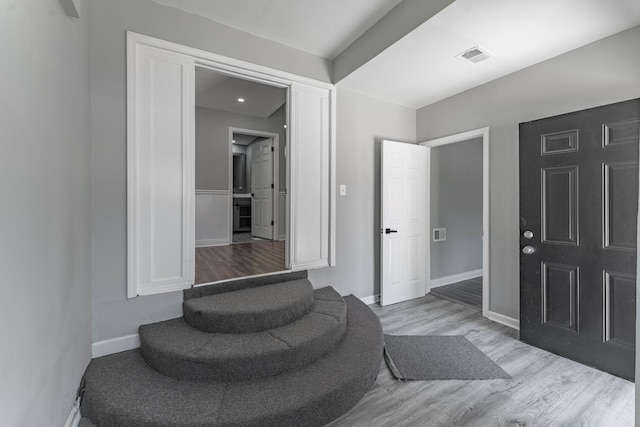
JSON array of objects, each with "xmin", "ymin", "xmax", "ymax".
[
  {"xmin": 271, "ymin": 183, "xmax": 274, "ymax": 189},
  {"xmin": 271, "ymin": 220, "xmax": 274, "ymax": 225},
  {"xmin": 271, "ymin": 146, "xmax": 274, "ymax": 152}
]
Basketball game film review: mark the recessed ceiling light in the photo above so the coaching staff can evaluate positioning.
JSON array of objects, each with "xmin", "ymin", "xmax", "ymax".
[
  {"xmin": 237, "ymin": 98, "xmax": 245, "ymax": 103},
  {"xmin": 456, "ymin": 46, "xmax": 492, "ymax": 64}
]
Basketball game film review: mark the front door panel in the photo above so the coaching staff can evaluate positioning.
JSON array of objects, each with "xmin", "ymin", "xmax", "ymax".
[{"xmin": 519, "ymin": 98, "xmax": 639, "ymax": 381}]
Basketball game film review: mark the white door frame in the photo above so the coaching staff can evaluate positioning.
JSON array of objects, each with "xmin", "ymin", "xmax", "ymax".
[
  {"xmin": 228, "ymin": 127, "xmax": 280, "ymax": 242},
  {"xmin": 127, "ymin": 32, "xmax": 336, "ymax": 297},
  {"xmin": 421, "ymin": 127, "xmax": 491, "ymax": 320}
]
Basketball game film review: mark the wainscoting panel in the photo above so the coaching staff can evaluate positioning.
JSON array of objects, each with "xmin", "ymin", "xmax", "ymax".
[{"xmin": 196, "ymin": 190, "xmax": 230, "ymax": 247}]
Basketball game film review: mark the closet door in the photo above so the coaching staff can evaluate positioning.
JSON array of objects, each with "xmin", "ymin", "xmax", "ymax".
[
  {"xmin": 127, "ymin": 37, "xmax": 195, "ymax": 297},
  {"xmin": 289, "ymin": 82, "xmax": 334, "ymax": 270}
]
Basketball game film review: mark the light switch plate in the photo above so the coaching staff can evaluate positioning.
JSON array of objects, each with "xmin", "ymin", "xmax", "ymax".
[{"xmin": 339, "ymin": 184, "xmax": 347, "ymax": 196}]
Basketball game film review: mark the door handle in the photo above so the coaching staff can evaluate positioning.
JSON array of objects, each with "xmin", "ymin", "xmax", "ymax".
[
  {"xmin": 384, "ymin": 228, "xmax": 398, "ymax": 234},
  {"xmin": 522, "ymin": 246, "xmax": 535, "ymax": 255}
]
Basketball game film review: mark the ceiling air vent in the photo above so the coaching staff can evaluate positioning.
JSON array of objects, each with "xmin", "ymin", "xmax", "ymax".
[{"xmin": 456, "ymin": 46, "xmax": 492, "ymax": 64}]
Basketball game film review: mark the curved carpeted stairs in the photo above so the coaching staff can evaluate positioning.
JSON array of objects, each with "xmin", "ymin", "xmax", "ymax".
[{"xmin": 81, "ymin": 273, "xmax": 384, "ymax": 426}]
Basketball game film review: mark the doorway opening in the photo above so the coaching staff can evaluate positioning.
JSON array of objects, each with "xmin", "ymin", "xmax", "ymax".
[
  {"xmin": 428, "ymin": 137, "xmax": 484, "ymax": 311},
  {"xmin": 421, "ymin": 127, "xmax": 492, "ymax": 320},
  {"xmin": 194, "ymin": 66, "xmax": 289, "ymax": 285}
]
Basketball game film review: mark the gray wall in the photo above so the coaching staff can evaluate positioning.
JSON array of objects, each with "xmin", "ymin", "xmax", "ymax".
[
  {"xmin": 0, "ymin": 0, "xmax": 92, "ymax": 424},
  {"xmin": 308, "ymin": 88, "xmax": 416, "ymax": 298},
  {"xmin": 91, "ymin": 0, "xmax": 327, "ymax": 342},
  {"xmin": 430, "ymin": 138, "xmax": 483, "ymax": 279},
  {"xmin": 416, "ymin": 26, "xmax": 640, "ymax": 319},
  {"xmin": 196, "ymin": 106, "xmax": 285, "ymax": 190}
]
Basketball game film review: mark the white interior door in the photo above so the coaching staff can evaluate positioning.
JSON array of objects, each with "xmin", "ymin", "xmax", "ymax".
[
  {"xmin": 251, "ymin": 138, "xmax": 274, "ymax": 239},
  {"xmin": 380, "ymin": 140, "xmax": 429, "ymax": 306}
]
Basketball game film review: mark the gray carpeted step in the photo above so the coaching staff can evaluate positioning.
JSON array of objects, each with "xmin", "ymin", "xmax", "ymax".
[
  {"xmin": 183, "ymin": 270, "xmax": 307, "ymax": 300},
  {"xmin": 81, "ymin": 296, "xmax": 383, "ymax": 427},
  {"xmin": 140, "ymin": 287, "xmax": 347, "ymax": 382},
  {"xmin": 183, "ymin": 279, "xmax": 314, "ymax": 333}
]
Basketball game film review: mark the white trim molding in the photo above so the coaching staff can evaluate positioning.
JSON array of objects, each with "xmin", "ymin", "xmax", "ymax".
[
  {"xmin": 63, "ymin": 397, "xmax": 81, "ymax": 427},
  {"xmin": 195, "ymin": 189, "xmax": 229, "ymax": 195},
  {"xmin": 195, "ymin": 238, "xmax": 229, "ymax": 248},
  {"xmin": 358, "ymin": 294, "xmax": 380, "ymax": 305},
  {"xmin": 487, "ymin": 310, "xmax": 520, "ymax": 330},
  {"xmin": 92, "ymin": 334, "xmax": 141, "ymax": 358},
  {"xmin": 430, "ymin": 269, "xmax": 483, "ymax": 289}
]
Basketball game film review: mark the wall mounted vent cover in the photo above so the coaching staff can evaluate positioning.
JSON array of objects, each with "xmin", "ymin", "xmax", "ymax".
[{"xmin": 456, "ymin": 46, "xmax": 492, "ymax": 64}]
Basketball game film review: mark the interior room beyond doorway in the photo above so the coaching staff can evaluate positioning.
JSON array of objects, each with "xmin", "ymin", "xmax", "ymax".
[{"xmin": 194, "ymin": 66, "xmax": 288, "ymax": 285}]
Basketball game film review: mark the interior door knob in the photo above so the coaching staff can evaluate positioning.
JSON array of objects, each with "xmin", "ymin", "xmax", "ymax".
[
  {"xmin": 522, "ymin": 246, "xmax": 535, "ymax": 255},
  {"xmin": 384, "ymin": 228, "xmax": 398, "ymax": 234},
  {"xmin": 523, "ymin": 230, "xmax": 534, "ymax": 239}
]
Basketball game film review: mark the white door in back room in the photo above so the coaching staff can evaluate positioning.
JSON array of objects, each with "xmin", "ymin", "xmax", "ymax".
[{"xmin": 251, "ymin": 138, "xmax": 274, "ymax": 240}]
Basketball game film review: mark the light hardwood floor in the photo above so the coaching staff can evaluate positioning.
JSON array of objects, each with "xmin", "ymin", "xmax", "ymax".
[{"xmin": 326, "ymin": 295, "xmax": 634, "ymax": 427}]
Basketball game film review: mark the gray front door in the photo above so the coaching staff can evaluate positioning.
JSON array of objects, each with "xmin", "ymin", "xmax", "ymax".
[{"xmin": 519, "ymin": 98, "xmax": 639, "ymax": 381}]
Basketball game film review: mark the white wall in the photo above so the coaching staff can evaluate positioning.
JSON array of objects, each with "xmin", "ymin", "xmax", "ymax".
[
  {"xmin": 0, "ymin": 0, "xmax": 92, "ymax": 425},
  {"xmin": 430, "ymin": 138, "xmax": 483, "ymax": 279},
  {"xmin": 308, "ymin": 88, "xmax": 416, "ymax": 299},
  {"xmin": 416, "ymin": 26, "xmax": 640, "ymax": 319},
  {"xmin": 91, "ymin": 0, "xmax": 329, "ymax": 342}
]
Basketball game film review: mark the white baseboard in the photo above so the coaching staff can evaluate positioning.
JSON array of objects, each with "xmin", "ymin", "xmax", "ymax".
[
  {"xmin": 358, "ymin": 294, "xmax": 380, "ymax": 305},
  {"xmin": 63, "ymin": 397, "xmax": 81, "ymax": 427},
  {"xmin": 92, "ymin": 333, "xmax": 140, "ymax": 358},
  {"xmin": 486, "ymin": 310, "xmax": 519, "ymax": 330},
  {"xmin": 430, "ymin": 269, "xmax": 483, "ymax": 289},
  {"xmin": 195, "ymin": 238, "xmax": 229, "ymax": 248}
]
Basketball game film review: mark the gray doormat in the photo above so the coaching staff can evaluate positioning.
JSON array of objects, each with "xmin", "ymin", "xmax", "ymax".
[{"xmin": 384, "ymin": 335, "xmax": 511, "ymax": 380}]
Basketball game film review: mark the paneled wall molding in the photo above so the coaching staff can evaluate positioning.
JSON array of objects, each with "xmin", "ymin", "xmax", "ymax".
[
  {"xmin": 289, "ymin": 82, "xmax": 333, "ymax": 270},
  {"xmin": 127, "ymin": 36, "xmax": 195, "ymax": 298},
  {"xmin": 195, "ymin": 191, "xmax": 231, "ymax": 247}
]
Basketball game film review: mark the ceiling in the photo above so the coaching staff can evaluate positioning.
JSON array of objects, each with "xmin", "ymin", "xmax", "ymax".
[
  {"xmin": 165, "ymin": 0, "xmax": 640, "ymax": 110},
  {"xmin": 339, "ymin": 0, "xmax": 640, "ymax": 108},
  {"xmin": 232, "ymin": 134, "xmax": 264, "ymax": 146},
  {"xmin": 195, "ymin": 67, "xmax": 286, "ymax": 118},
  {"xmin": 152, "ymin": 0, "xmax": 403, "ymax": 59}
]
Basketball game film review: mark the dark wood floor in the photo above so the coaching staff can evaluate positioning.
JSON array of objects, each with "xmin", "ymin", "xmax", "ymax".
[
  {"xmin": 430, "ymin": 276, "xmax": 482, "ymax": 311},
  {"xmin": 326, "ymin": 295, "xmax": 634, "ymax": 426},
  {"xmin": 195, "ymin": 240, "xmax": 286, "ymax": 284}
]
